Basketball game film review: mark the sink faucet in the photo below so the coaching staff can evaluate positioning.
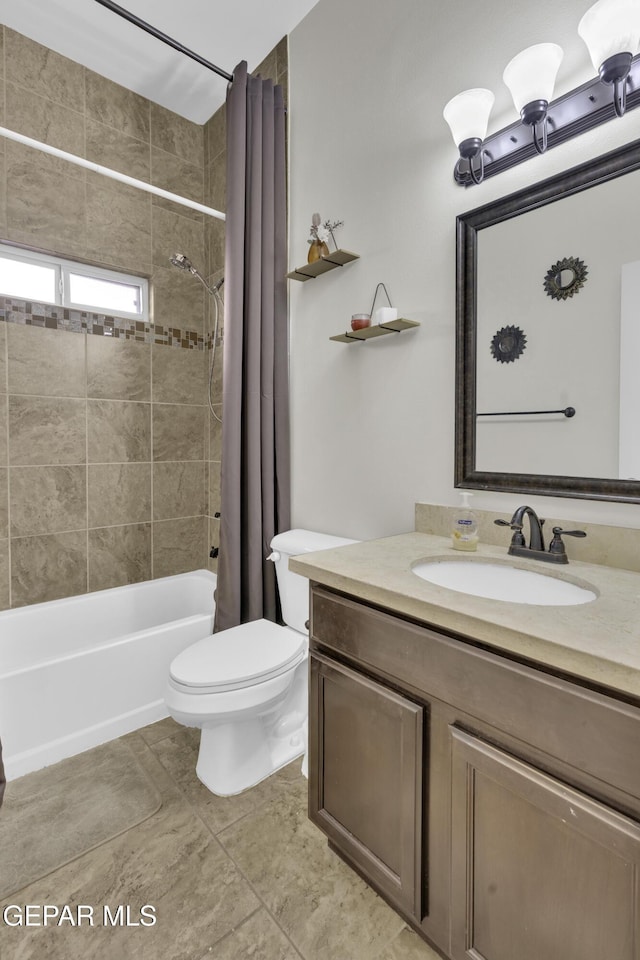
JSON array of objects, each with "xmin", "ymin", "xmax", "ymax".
[{"xmin": 495, "ymin": 505, "xmax": 586, "ymax": 564}]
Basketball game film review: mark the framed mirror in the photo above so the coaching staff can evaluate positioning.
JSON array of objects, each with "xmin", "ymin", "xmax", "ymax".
[{"xmin": 455, "ymin": 138, "xmax": 640, "ymax": 504}]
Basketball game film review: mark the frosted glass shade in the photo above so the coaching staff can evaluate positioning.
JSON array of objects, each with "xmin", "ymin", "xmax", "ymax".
[
  {"xmin": 503, "ymin": 43, "xmax": 564, "ymax": 112},
  {"xmin": 443, "ymin": 88, "xmax": 495, "ymax": 147},
  {"xmin": 578, "ymin": 0, "xmax": 640, "ymax": 70}
]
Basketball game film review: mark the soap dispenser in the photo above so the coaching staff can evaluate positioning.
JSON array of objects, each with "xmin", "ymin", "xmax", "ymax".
[{"xmin": 451, "ymin": 492, "xmax": 479, "ymax": 551}]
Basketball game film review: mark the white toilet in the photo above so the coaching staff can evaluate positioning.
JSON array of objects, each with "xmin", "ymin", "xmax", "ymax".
[{"xmin": 165, "ymin": 529, "xmax": 355, "ymax": 796}]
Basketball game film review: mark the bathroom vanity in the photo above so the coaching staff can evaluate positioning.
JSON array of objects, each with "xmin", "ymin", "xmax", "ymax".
[{"xmin": 290, "ymin": 533, "xmax": 640, "ymax": 960}]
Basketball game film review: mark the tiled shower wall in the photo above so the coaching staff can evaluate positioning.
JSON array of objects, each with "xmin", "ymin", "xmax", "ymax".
[{"xmin": 0, "ymin": 24, "xmax": 287, "ymax": 609}]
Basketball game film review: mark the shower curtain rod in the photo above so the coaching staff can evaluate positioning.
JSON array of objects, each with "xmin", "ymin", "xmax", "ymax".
[
  {"xmin": 0, "ymin": 126, "xmax": 226, "ymax": 221},
  {"xmin": 93, "ymin": 0, "xmax": 234, "ymax": 82}
]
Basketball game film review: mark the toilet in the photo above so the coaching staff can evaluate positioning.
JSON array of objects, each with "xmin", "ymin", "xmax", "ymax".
[{"xmin": 165, "ymin": 529, "xmax": 355, "ymax": 796}]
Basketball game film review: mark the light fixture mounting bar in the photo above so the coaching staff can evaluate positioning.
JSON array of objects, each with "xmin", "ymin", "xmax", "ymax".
[{"xmin": 455, "ymin": 53, "xmax": 640, "ymax": 186}]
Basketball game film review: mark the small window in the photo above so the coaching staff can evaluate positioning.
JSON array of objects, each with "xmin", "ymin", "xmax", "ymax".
[{"xmin": 0, "ymin": 244, "xmax": 149, "ymax": 322}]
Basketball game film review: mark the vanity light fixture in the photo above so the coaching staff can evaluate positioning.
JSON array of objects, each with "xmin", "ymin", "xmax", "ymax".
[
  {"xmin": 443, "ymin": 88, "xmax": 495, "ymax": 184},
  {"xmin": 445, "ymin": 0, "xmax": 640, "ymax": 186},
  {"xmin": 503, "ymin": 43, "xmax": 564, "ymax": 154},
  {"xmin": 578, "ymin": 0, "xmax": 640, "ymax": 117}
]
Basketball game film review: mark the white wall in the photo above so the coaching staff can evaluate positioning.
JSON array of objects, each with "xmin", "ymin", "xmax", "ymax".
[{"xmin": 288, "ymin": 0, "xmax": 640, "ymax": 540}]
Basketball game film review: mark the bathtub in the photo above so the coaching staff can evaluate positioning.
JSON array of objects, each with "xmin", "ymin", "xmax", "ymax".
[{"xmin": 0, "ymin": 570, "xmax": 216, "ymax": 780}]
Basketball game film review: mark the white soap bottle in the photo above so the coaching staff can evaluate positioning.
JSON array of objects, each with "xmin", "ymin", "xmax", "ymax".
[{"xmin": 451, "ymin": 492, "xmax": 479, "ymax": 551}]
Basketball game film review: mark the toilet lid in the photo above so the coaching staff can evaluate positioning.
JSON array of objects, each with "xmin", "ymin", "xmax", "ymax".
[{"xmin": 169, "ymin": 619, "xmax": 306, "ymax": 692}]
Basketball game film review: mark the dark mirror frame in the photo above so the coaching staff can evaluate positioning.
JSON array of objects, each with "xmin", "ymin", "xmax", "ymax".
[{"xmin": 455, "ymin": 137, "xmax": 640, "ymax": 505}]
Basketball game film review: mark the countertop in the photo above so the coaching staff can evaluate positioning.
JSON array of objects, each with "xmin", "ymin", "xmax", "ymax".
[{"xmin": 289, "ymin": 532, "xmax": 640, "ymax": 700}]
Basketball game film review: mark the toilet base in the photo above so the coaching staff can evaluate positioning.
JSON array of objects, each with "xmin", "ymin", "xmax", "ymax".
[{"xmin": 195, "ymin": 715, "xmax": 306, "ymax": 796}]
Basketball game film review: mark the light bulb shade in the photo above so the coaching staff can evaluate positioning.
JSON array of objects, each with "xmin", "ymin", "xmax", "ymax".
[
  {"xmin": 443, "ymin": 88, "xmax": 495, "ymax": 147},
  {"xmin": 578, "ymin": 0, "xmax": 640, "ymax": 71},
  {"xmin": 503, "ymin": 43, "xmax": 564, "ymax": 113}
]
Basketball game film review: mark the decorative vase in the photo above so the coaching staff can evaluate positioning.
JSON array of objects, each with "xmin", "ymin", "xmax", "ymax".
[{"xmin": 307, "ymin": 239, "xmax": 330, "ymax": 264}]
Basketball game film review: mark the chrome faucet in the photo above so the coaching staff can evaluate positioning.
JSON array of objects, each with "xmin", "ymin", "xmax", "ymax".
[{"xmin": 495, "ymin": 505, "xmax": 587, "ymax": 564}]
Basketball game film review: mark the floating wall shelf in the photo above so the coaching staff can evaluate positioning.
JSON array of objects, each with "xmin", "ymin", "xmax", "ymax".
[
  {"xmin": 286, "ymin": 249, "xmax": 359, "ymax": 281},
  {"xmin": 330, "ymin": 318, "xmax": 420, "ymax": 344}
]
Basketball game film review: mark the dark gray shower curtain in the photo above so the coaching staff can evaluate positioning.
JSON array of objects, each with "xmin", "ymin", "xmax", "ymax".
[{"xmin": 214, "ymin": 61, "xmax": 290, "ymax": 632}]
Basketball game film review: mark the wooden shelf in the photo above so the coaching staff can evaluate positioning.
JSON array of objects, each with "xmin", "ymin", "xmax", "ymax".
[
  {"xmin": 287, "ymin": 249, "xmax": 359, "ymax": 281},
  {"xmin": 330, "ymin": 318, "xmax": 420, "ymax": 343}
]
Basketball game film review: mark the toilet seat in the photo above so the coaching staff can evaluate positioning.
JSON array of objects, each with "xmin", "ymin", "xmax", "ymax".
[{"xmin": 169, "ymin": 619, "xmax": 306, "ymax": 694}]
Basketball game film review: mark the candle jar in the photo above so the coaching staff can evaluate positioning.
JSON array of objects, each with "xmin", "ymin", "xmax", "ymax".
[{"xmin": 351, "ymin": 313, "xmax": 371, "ymax": 331}]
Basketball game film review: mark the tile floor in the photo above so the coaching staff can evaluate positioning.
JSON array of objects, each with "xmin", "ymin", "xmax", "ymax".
[{"xmin": 0, "ymin": 719, "xmax": 441, "ymax": 960}]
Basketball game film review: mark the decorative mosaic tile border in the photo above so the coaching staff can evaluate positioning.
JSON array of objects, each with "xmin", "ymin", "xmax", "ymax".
[{"xmin": 0, "ymin": 297, "xmax": 208, "ymax": 350}]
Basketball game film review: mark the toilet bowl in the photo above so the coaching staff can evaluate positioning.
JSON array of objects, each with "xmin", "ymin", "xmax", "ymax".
[{"xmin": 165, "ymin": 529, "xmax": 356, "ymax": 796}]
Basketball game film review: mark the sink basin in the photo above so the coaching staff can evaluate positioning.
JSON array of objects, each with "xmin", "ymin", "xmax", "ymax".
[{"xmin": 411, "ymin": 559, "xmax": 596, "ymax": 606}]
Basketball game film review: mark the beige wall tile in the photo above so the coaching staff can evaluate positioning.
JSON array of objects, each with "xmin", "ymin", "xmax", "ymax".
[
  {"xmin": 88, "ymin": 523, "xmax": 152, "ymax": 591},
  {"xmin": 209, "ymin": 409, "xmax": 222, "ymax": 462},
  {"xmin": 88, "ymin": 462, "xmax": 152, "ymax": 528},
  {"xmin": 85, "ymin": 71, "xmax": 150, "ymax": 142},
  {"xmin": 153, "ymin": 461, "xmax": 206, "ymax": 520},
  {"xmin": 209, "ymin": 461, "xmax": 222, "ymax": 516},
  {"xmin": 0, "ymin": 469, "xmax": 7, "ymax": 539},
  {"xmin": 0, "ymin": 395, "xmax": 6, "ymax": 466},
  {"xmin": 153, "ymin": 516, "xmax": 207, "ymax": 578},
  {"xmin": 153, "ymin": 403, "xmax": 205, "ymax": 461},
  {"xmin": 87, "ymin": 336, "xmax": 151, "ymax": 402},
  {"xmin": 150, "ymin": 265, "xmax": 206, "ymax": 334},
  {"xmin": 5, "ymin": 29, "xmax": 85, "ymax": 112},
  {"xmin": 205, "ymin": 216, "xmax": 225, "ymax": 279},
  {"xmin": 8, "ymin": 324, "xmax": 86, "ymax": 397},
  {"xmin": 6, "ymin": 145, "xmax": 87, "ymax": 257},
  {"xmin": 85, "ymin": 173, "xmax": 152, "ymax": 274},
  {"xmin": 9, "ymin": 396, "xmax": 86, "ymax": 465},
  {"xmin": 152, "ymin": 205, "xmax": 205, "ymax": 273},
  {"xmin": 207, "ymin": 154, "xmax": 226, "ymax": 214},
  {"xmin": 255, "ymin": 50, "xmax": 278, "ymax": 84},
  {"xmin": 152, "ymin": 345, "xmax": 206, "ymax": 405},
  {"xmin": 151, "ymin": 147, "xmax": 204, "ymax": 222},
  {"xmin": 10, "ymin": 464, "xmax": 86, "ymax": 537},
  {"xmin": 6, "ymin": 83, "xmax": 85, "ymax": 159},
  {"xmin": 11, "ymin": 530, "xmax": 87, "ymax": 606},
  {"xmin": 205, "ymin": 105, "xmax": 226, "ymax": 165},
  {"xmin": 0, "ymin": 324, "xmax": 6, "ymax": 394},
  {"xmin": 87, "ymin": 399, "xmax": 151, "ymax": 463},
  {"xmin": 0, "ymin": 153, "xmax": 6, "ymax": 241},
  {"xmin": 276, "ymin": 37, "xmax": 288, "ymax": 82},
  {"xmin": 210, "ymin": 344, "xmax": 223, "ymax": 404},
  {"xmin": 86, "ymin": 118, "xmax": 151, "ymax": 182},
  {"xmin": 0, "ymin": 538, "xmax": 8, "ymax": 610},
  {"xmin": 150, "ymin": 102, "xmax": 203, "ymax": 166}
]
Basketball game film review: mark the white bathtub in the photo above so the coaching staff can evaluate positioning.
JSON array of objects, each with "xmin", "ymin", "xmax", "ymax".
[{"xmin": 0, "ymin": 570, "xmax": 216, "ymax": 780}]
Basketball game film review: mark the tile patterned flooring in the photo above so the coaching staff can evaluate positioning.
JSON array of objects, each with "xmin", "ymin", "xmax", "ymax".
[{"xmin": 0, "ymin": 719, "xmax": 441, "ymax": 960}]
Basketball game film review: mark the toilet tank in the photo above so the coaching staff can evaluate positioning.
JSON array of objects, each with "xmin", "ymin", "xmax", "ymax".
[{"xmin": 269, "ymin": 529, "xmax": 358, "ymax": 634}]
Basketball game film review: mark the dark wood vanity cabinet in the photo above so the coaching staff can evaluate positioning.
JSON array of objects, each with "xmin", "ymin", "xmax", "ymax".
[{"xmin": 308, "ymin": 583, "xmax": 640, "ymax": 960}]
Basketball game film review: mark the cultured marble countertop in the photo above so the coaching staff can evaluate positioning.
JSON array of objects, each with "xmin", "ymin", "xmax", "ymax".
[{"xmin": 289, "ymin": 532, "xmax": 640, "ymax": 700}]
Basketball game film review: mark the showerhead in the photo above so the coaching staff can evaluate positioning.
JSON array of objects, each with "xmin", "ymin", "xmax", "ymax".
[
  {"xmin": 169, "ymin": 253, "xmax": 194, "ymax": 272},
  {"xmin": 169, "ymin": 252, "xmax": 223, "ymax": 295}
]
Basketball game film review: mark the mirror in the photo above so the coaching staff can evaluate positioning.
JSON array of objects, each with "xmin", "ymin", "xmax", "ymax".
[{"xmin": 455, "ymin": 138, "xmax": 640, "ymax": 504}]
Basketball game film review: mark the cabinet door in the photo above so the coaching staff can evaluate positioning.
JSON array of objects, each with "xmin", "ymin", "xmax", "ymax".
[
  {"xmin": 450, "ymin": 727, "xmax": 640, "ymax": 960},
  {"xmin": 309, "ymin": 652, "xmax": 423, "ymax": 919}
]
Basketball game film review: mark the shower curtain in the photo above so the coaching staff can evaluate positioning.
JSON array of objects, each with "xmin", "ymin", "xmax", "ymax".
[{"xmin": 214, "ymin": 61, "xmax": 290, "ymax": 632}]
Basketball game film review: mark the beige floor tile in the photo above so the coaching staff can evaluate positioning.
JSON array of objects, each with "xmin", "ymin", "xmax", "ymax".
[
  {"xmin": 136, "ymin": 716, "xmax": 183, "ymax": 745},
  {"xmin": 378, "ymin": 927, "xmax": 445, "ymax": 960},
  {"xmin": 200, "ymin": 908, "xmax": 302, "ymax": 960},
  {"xmin": 218, "ymin": 785, "xmax": 405, "ymax": 960},
  {"xmin": 151, "ymin": 726, "xmax": 305, "ymax": 834}
]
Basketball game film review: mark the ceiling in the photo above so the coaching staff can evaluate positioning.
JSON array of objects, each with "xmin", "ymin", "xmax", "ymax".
[{"xmin": 0, "ymin": 0, "xmax": 320, "ymax": 124}]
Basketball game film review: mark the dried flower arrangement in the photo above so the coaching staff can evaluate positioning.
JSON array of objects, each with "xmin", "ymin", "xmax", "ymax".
[{"xmin": 308, "ymin": 213, "xmax": 344, "ymax": 251}]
